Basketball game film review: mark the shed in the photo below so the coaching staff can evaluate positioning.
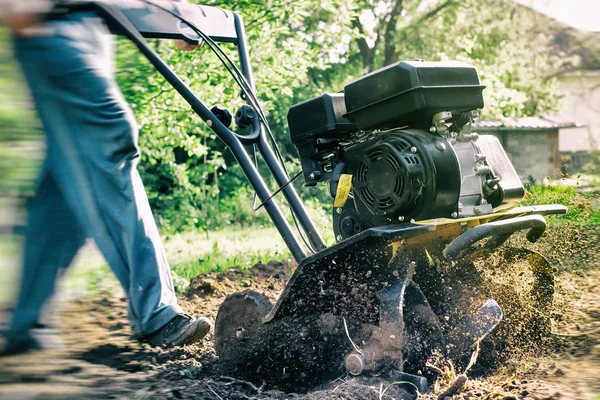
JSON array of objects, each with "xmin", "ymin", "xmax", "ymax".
[{"xmin": 474, "ymin": 117, "xmax": 577, "ymax": 182}]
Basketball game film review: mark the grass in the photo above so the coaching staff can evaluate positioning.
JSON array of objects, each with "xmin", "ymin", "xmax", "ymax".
[
  {"xmin": 521, "ymin": 180, "xmax": 600, "ymax": 225},
  {"xmin": 164, "ymin": 227, "xmax": 292, "ymax": 284},
  {"xmin": 65, "ymin": 225, "xmax": 296, "ymax": 295},
  {"xmin": 0, "ymin": 237, "xmax": 21, "ymax": 304},
  {"xmin": 0, "ymin": 225, "xmax": 295, "ymax": 303}
]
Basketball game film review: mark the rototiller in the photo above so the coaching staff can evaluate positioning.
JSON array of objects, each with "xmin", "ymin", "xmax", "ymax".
[{"xmin": 50, "ymin": 0, "xmax": 567, "ymax": 392}]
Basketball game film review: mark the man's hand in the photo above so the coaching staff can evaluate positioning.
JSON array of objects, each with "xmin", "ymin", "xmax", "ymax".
[
  {"xmin": 176, "ymin": 38, "xmax": 201, "ymax": 52},
  {"xmin": 0, "ymin": 0, "xmax": 52, "ymax": 37},
  {"xmin": 2, "ymin": 11, "xmax": 42, "ymax": 37},
  {"xmin": 166, "ymin": 0, "xmax": 202, "ymax": 51}
]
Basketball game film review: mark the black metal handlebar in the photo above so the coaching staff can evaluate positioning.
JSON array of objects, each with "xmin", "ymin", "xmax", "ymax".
[{"xmin": 443, "ymin": 214, "xmax": 547, "ymax": 260}]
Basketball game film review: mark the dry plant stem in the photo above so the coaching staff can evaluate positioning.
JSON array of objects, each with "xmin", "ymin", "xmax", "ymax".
[
  {"xmin": 207, "ymin": 383, "xmax": 224, "ymax": 400},
  {"xmin": 436, "ymin": 374, "xmax": 468, "ymax": 400},
  {"xmin": 426, "ymin": 362, "xmax": 445, "ymax": 376},
  {"xmin": 464, "ymin": 341, "xmax": 481, "ymax": 374},
  {"xmin": 332, "ymin": 376, "xmax": 349, "ymax": 392},
  {"xmin": 218, "ymin": 376, "xmax": 262, "ymax": 392},
  {"xmin": 436, "ymin": 340, "xmax": 481, "ymax": 399},
  {"xmin": 343, "ymin": 317, "xmax": 365, "ymax": 356},
  {"xmin": 381, "ymin": 381, "xmax": 421, "ymax": 398}
]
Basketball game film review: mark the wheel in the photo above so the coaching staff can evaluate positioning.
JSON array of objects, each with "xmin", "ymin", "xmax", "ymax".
[
  {"xmin": 214, "ymin": 290, "xmax": 351, "ymax": 389},
  {"xmin": 214, "ymin": 290, "xmax": 273, "ymax": 377}
]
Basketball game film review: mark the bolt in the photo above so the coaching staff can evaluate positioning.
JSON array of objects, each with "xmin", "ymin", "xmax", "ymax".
[
  {"xmin": 336, "ymin": 235, "xmax": 343, "ymax": 241},
  {"xmin": 430, "ymin": 126, "xmax": 437, "ymax": 133},
  {"xmin": 480, "ymin": 198, "xmax": 488, "ymax": 205},
  {"xmin": 451, "ymin": 212, "xmax": 459, "ymax": 218},
  {"xmin": 435, "ymin": 141, "xmax": 447, "ymax": 152},
  {"xmin": 345, "ymin": 353, "xmax": 366, "ymax": 376},
  {"xmin": 458, "ymin": 202, "xmax": 464, "ymax": 209},
  {"xmin": 309, "ymin": 173, "xmax": 315, "ymax": 180},
  {"xmin": 398, "ymin": 216, "xmax": 405, "ymax": 221},
  {"xmin": 206, "ymin": 119, "xmax": 213, "ymax": 127},
  {"xmin": 410, "ymin": 146, "xmax": 418, "ymax": 154},
  {"xmin": 475, "ymin": 165, "xmax": 491, "ymax": 175},
  {"xmin": 336, "ymin": 207, "xmax": 343, "ymax": 214}
]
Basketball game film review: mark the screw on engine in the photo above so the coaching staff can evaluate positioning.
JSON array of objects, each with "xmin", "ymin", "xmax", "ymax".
[{"xmin": 345, "ymin": 353, "xmax": 366, "ymax": 376}]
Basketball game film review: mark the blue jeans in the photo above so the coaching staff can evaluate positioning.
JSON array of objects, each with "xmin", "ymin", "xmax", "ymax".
[{"xmin": 9, "ymin": 13, "xmax": 182, "ymax": 337}]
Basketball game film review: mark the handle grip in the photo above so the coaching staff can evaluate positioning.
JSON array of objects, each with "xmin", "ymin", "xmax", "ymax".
[{"xmin": 443, "ymin": 215, "xmax": 547, "ymax": 260}]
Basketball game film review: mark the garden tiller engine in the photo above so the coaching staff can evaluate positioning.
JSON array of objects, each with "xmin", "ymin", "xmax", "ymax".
[{"xmin": 50, "ymin": 0, "xmax": 567, "ymax": 392}]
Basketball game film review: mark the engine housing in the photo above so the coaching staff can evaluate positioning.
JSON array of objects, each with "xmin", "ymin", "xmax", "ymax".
[
  {"xmin": 287, "ymin": 60, "xmax": 525, "ymax": 241},
  {"xmin": 344, "ymin": 129, "xmax": 460, "ymax": 223}
]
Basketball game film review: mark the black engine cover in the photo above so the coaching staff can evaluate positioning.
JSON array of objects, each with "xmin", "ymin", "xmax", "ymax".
[{"xmin": 344, "ymin": 129, "xmax": 460, "ymax": 225}]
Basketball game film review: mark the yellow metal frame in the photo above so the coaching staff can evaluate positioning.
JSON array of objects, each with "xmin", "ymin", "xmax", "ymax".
[{"xmin": 392, "ymin": 205, "xmax": 559, "ymax": 255}]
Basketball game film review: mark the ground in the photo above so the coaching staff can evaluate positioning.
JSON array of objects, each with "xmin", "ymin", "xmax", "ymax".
[{"xmin": 0, "ymin": 222, "xmax": 599, "ymax": 400}]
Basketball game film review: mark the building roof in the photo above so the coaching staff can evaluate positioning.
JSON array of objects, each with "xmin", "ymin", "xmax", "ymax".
[{"xmin": 474, "ymin": 117, "xmax": 579, "ymax": 131}]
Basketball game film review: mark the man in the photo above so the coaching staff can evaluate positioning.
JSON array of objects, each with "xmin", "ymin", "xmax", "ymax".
[{"xmin": 0, "ymin": 0, "xmax": 211, "ymax": 355}]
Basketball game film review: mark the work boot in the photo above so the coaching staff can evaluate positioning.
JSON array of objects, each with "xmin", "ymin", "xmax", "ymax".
[
  {"xmin": 0, "ymin": 333, "xmax": 41, "ymax": 357},
  {"xmin": 1, "ymin": 323, "xmax": 64, "ymax": 357},
  {"xmin": 145, "ymin": 314, "xmax": 212, "ymax": 348}
]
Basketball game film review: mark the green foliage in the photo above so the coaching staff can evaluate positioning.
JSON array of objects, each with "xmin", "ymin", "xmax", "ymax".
[
  {"xmin": 0, "ymin": 29, "xmax": 42, "ymax": 195},
  {"xmin": 521, "ymin": 183, "xmax": 600, "ymax": 225},
  {"xmin": 114, "ymin": 0, "xmax": 352, "ymax": 233}
]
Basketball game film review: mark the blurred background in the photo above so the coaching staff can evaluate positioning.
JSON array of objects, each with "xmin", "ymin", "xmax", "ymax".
[{"xmin": 0, "ymin": 0, "xmax": 598, "ymax": 324}]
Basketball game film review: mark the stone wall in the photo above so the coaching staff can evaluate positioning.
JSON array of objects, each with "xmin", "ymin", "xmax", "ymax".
[
  {"xmin": 482, "ymin": 129, "xmax": 560, "ymax": 182},
  {"xmin": 557, "ymin": 71, "xmax": 600, "ymax": 152}
]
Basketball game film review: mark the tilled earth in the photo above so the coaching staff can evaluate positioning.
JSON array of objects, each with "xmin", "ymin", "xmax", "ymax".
[{"xmin": 0, "ymin": 223, "xmax": 599, "ymax": 400}]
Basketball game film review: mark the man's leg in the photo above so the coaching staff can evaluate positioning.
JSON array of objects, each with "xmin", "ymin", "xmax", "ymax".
[
  {"xmin": 4, "ymin": 166, "xmax": 86, "ymax": 354},
  {"xmin": 13, "ymin": 14, "xmax": 209, "ymax": 341}
]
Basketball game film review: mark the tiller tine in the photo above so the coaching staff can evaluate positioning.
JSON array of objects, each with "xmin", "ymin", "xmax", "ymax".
[{"xmin": 447, "ymin": 299, "xmax": 504, "ymax": 358}]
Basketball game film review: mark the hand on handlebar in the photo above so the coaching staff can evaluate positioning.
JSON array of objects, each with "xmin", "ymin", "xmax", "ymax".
[
  {"xmin": 165, "ymin": 0, "xmax": 202, "ymax": 51},
  {"xmin": 0, "ymin": 2, "xmax": 48, "ymax": 37},
  {"xmin": 2, "ymin": 12, "xmax": 42, "ymax": 36}
]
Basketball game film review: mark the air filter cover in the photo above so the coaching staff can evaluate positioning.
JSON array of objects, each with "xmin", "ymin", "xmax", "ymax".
[{"xmin": 344, "ymin": 60, "xmax": 485, "ymax": 130}]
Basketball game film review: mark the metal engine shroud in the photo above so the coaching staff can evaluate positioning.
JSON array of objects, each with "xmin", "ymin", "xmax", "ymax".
[
  {"xmin": 288, "ymin": 61, "xmax": 525, "ymax": 240},
  {"xmin": 339, "ymin": 126, "xmax": 525, "ymax": 235}
]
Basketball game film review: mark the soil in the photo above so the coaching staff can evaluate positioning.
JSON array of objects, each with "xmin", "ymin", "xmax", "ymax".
[{"xmin": 0, "ymin": 223, "xmax": 599, "ymax": 400}]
